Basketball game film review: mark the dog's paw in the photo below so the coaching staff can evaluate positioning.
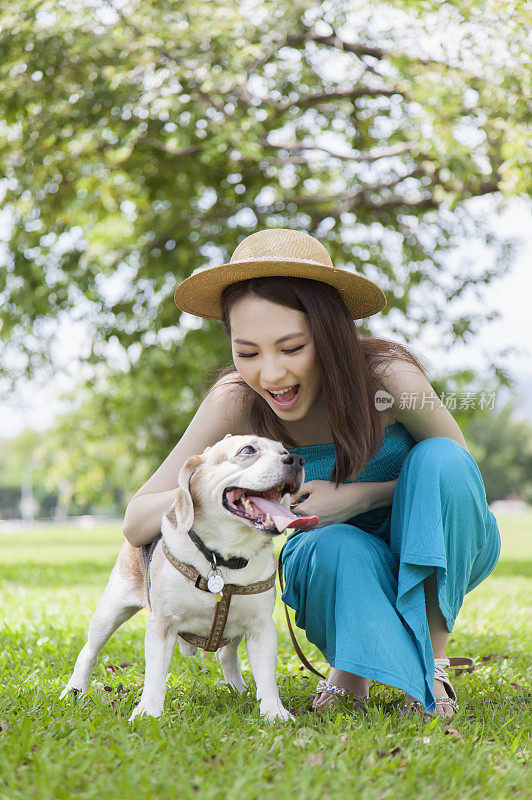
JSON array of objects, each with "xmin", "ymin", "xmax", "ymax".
[
  {"xmin": 226, "ymin": 679, "xmax": 247, "ymax": 694},
  {"xmin": 128, "ymin": 702, "xmax": 163, "ymax": 723},
  {"xmin": 59, "ymin": 684, "xmax": 85, "ymax": 701},
  {"xmin": 259, "ymin": 698, "xmax": 295, "ymax": 723}
]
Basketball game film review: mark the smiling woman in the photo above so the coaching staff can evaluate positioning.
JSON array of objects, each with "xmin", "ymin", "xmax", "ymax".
[
  {"xmin": 214, "ymin": 275, "xmax": 427, "ymax": 484},
  {"xmin": 125, "ymin": 227, "xmax": 500, "ymax": 722}
]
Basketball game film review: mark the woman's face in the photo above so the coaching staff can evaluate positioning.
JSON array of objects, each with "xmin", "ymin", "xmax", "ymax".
[{"xmin": 229, "ymin": 295, "xmax": 322, "ymax": 420}]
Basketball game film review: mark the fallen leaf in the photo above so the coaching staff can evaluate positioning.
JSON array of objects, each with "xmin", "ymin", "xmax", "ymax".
[
  {"xmin": 307, "ymin": 753, "xmax": 324, "ymax": 765},
  {"xmin": 481, "ymin": 654, "xmax": 509, "ymax": 662},
  {"xmin": 0, "ymin": 721, "xmax": 9, "ymax": 731},
  {"xmin": 378, "ymin": 746, "xmax": 404, "ymax": 759},
  {"xmin": 445, "ymin": 728, "xmax": 464, "ymax": 740},
  {"xmin": 422, "ymin": 736, "xmax": 431, "ymax": 744},
  {"xmin": 119, "ymin": 661, "xmax": 133, "ymax": 668}
]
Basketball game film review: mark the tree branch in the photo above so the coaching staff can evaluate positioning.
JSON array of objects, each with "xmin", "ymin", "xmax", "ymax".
[
  {"xmin": 272, "ymin": 84, "xmax": 402, "ymax": 113},
  {"xmin": 285, "ymin": 31, "xmax": 451, "ymax": 69},
  {"xmin": 258, "ymin": 138, "xmax": 415, "ymax": 163}
]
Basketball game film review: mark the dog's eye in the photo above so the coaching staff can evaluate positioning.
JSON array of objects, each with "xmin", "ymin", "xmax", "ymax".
[{"xmin": 238, "ymin": 445, "xmax": 256, "ymax": 456}]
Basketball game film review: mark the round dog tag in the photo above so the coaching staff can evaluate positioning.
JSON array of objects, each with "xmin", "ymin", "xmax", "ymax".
[{"xmin": 207, "ymin": 573, "xmax": 225, "ymax": 594}]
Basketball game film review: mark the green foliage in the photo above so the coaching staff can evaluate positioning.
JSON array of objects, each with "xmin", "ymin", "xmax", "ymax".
[
  {"xmin": 0, "ymin": 515, "xmax": 530, "ymax": 798},
  {"xmin": 0, "ymin": 0, "xmax": 530, "ymax": 497},
  {"xmin": 462, "ymin": 402, "xmax": 532, "ymax": 504},
  {"xmin": 0, "ymin": 0, "xmax": 529, "ymax": 380}
]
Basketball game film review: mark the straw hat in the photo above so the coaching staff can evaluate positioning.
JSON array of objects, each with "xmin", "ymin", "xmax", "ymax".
[{"xmin": 174, "ymin": 228, "xmax": 386, "ymax": 320}]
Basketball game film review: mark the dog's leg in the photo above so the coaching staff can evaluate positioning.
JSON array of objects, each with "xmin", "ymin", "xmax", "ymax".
[
  {"xmin": 60, "ymin": 566, "xmax": 143, "ymax": 699},
  {"xmin": 245, "ymin": 618, "xmax": 294, "ymax": 722},
  {"xmin": 129, "ymin": 614, "xmax": 178, "ymax": 722},
  {"xmin": 177, "ymin": 636, "xmax": 198, "ymax": 657},
  {"xmin": 215, "ymin": 636, "xmax": 247, "ymax": 693}
]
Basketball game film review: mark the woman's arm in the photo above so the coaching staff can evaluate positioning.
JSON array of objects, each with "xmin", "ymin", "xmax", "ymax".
[
  {"xmin": 379, "ymin": 358, "xmax": 469, "ymax": 449},
  {"xmin": 341, "ymin": 359, "xmax": 468, "ymax": 518},
  {"xmin": 122, "ymin": 378, "xmax": 245, "ymax": 547}
]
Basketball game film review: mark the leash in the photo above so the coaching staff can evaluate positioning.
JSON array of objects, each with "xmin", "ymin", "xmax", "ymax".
[{"xmin": 277, "ymin": 532, "xmax": 326, "ymax": 680}]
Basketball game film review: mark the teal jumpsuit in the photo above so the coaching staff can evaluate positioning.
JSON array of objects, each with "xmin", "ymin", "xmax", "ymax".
[{"xmin": 280, "ymin": 423, "xmax": 501, "ymax": 712}]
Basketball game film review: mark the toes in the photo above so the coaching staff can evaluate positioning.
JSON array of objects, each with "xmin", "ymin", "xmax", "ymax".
[{"xmin": 312, "ymin": 691, "xmax": 334, "ymax": 709}]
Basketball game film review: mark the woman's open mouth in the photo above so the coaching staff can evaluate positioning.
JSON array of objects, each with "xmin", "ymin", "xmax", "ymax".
[{"xmin": 266, "ymin": 384, "xmax": 301, "ymax": 409}]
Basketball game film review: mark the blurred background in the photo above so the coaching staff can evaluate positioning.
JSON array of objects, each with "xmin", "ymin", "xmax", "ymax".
[{"xmin": 1, "ymin": 0, "xmax": 531, "ymax": 529}]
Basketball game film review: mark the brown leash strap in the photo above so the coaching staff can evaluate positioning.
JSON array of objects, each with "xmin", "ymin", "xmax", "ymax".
[
  {"xmin": 447, "ymin": 656, "xmax": 476, "ymax": 675},
  {"xmin": 161, "ymin": 538, "xmax": 276, "ymax": 652},
  {"xmin": 278, "ymin": 537, "xmax": 325, "ymax": 679}
]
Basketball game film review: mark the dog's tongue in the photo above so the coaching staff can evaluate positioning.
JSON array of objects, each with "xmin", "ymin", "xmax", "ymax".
[{"xmin": 247, "ymin": 494, "xmax": 319, "ymax": 532}]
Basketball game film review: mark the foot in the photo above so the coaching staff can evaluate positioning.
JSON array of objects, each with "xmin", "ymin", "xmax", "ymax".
[
  {"xmin": 403, "ymin": 677, "xmax": 457, "ymax": 719},
  {"xmin": 404, "ymin": 657, "xmax": 460, "ymax": 719},
  {"xmin": 312, "ymin": 669, "xmax": 369, "ymax": 710}
]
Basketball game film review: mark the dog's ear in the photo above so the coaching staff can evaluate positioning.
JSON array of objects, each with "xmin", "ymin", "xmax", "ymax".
[{"xmin": 171, "ymin": 454, "xmax": 203, "ymax": 535}]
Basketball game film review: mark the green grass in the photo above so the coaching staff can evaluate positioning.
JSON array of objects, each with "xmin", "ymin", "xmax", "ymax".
[{"xmin": 1, "ymin": 513, "xmax": 530, "ymax": 800}]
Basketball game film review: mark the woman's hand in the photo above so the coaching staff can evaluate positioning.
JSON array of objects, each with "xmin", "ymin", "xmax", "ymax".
[
  {"xmin": 290, "ymin": 479, "xmax": 398, "ymax": 527},
  {"xmin": 290, "ymin": 480, "xmax": 366, "ymax": 527}
]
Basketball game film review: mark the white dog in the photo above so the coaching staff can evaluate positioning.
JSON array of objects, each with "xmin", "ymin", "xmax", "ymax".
[{"xmin": 60, "ymin": 434, "xmax": 318, "ymax": 722}]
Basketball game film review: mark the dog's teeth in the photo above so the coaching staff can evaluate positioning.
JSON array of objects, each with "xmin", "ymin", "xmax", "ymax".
[{"xmin": 266, "ymin": 512, "xmax": 274, "ymax": 526}]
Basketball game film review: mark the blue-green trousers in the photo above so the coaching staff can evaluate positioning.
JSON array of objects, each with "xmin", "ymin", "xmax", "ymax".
[{"xmin": 280, "ymin": 437, "xmax": 501, "ymax": 712}]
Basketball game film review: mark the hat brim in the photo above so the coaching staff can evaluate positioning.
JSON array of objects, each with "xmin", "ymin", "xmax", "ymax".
[{"xmin": 174, "ymin": 260, "xmax": 386, "ymax": 320}]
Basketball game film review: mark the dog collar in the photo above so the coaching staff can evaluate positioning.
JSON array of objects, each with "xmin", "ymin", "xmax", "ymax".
[{"xmin": 187, "ymin": 528, "xmax": 248, "ymax": 569}]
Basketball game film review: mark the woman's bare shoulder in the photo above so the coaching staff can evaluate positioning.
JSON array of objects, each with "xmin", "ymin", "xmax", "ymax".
[{"xmin": 372, "ymin": 357, "xmax": 425, "ymax": 427}]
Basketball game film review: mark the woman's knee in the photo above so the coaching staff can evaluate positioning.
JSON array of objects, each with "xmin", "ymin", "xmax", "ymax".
[
  {"xmin": 311, "ymin": 524, "xmax": 388, "ymax": 576},
  {"xmin": 404, "ymin": 437, "xmax": 477, "ymax": 482}
]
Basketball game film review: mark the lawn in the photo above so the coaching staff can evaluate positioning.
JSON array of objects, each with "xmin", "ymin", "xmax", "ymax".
[{"xmin": 0, "ymin": 512, "xmax": 530, "ymax": 800}]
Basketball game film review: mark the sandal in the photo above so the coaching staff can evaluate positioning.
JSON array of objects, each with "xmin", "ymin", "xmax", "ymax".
[
  {"xmin": 312, "ymin": 679, "xmax": 369, "ymax": 711},
  {"xmin": 401, "ymin": 656, "xmax": 475, "ymax": 718}
]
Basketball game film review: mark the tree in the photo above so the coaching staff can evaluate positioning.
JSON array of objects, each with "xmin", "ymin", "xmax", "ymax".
[
  {"xmin": 461, "ymin": 400, "xmax": 532, "ymax": 505},
  {"xmin": 0, "ymin": 0, "xmax": 529, "ymax": 470}
]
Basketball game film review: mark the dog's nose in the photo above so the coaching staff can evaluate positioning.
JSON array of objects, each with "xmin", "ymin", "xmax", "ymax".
[{"xmin": 281, "ymin": 454, "xmax": 304, "ymax": 467}]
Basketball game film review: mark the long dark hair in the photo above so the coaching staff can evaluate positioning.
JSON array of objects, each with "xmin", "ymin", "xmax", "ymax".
[{"xmin": 208, "ymin": 276, "xmax": 427, "ymax": 486}]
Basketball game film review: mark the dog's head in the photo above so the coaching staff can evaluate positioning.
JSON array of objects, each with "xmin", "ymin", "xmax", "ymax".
[{"xmin": 165, "ymin": 434, "xmax": 307, "ymax": 542}]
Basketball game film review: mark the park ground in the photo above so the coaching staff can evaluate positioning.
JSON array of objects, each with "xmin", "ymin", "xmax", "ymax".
[{"xmin": 0, "ymin": 511, "xmax": 530, "ymax": 800}]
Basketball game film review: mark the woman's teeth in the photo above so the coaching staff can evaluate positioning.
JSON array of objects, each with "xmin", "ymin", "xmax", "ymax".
[
  {"xmin": 268, "ymin": 384, "xmax": 300, "ymax": 406},
  {"xmin": 270, "ymin": 386, "xmax": 295, "ymax": 396}
]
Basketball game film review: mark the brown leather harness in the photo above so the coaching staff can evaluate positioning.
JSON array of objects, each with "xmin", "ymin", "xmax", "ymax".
[{"xmin": 146, "ymin": 534, "xmax": 276, "ymax": 652}]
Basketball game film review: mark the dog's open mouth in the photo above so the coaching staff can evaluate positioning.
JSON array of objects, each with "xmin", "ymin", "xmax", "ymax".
[{"xmin": 223, "ymin": 483, "xmax": 300, "ymax": 534}]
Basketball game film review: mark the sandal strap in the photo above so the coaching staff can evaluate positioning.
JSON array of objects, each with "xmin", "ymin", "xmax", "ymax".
[
  {"xmin": 433, "ymin": 657, "xmax": 457, "ymax": 701},
  {"xmin": 315, "ymin": 680, "xmax": 368, "ymax": 702},
  {"xmin": 434, "ymin": 697, "xmax": 460, "ymax": 712}
]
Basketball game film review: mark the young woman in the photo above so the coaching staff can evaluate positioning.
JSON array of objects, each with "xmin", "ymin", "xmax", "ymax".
[{"xmin": 123, "ymin": 228, "xmax": 501, "ymax": 718}]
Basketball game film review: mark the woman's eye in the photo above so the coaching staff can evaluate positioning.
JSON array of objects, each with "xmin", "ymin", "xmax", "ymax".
[
  {"xmin": 237, "ymin": 345, "xmax": 304, "ymax": 358},
  {"xmin": 238, "ymin": 445, "xmax": 256, "ymax": 455}
]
